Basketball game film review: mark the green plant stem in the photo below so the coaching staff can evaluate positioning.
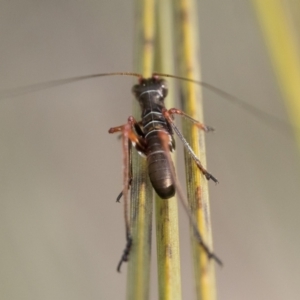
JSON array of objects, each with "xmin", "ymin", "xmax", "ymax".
[
  {"xmin": 126, "ymin": 1, "xmax": 156, "ymax": 299},
  {"xmin": 155, "ymin": 1, "xmax": 182, "ymax": 299},
  {"xmin": 174, "ymin": 0, "xmax": 217, "ymax": 299}
]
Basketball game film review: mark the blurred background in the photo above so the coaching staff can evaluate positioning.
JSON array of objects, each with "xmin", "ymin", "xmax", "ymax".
[{"xmin": 0, "ymin": 1, "xmax": 299, "ymax": 299}]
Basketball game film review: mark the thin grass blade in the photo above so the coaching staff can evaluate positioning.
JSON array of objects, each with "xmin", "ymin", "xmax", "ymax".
[
  {"xmin": 155, "ymin": 0, "xmax": 182, "ymax": 299},
  {"xmin": 173, "ymin": 0, "xmax": 217, "ymax": 299},
  {"xmin": 126, "ymin": 0, "xmax": 156, "ymax": 299},
  {"xmin": 252, "ymin": 0, "xmax": 300, "ymax": 151}
]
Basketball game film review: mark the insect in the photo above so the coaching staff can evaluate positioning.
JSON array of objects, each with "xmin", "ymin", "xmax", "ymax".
[
  {"xmin": 108, "ymin": 73, "xmax": 221, "ymax": 271},
  {"xmin": 1, "ymin": 71, "xmax": 290, "ymax": 273},
  {"xmin": 105, "ymin": 71, "xmax": 291, "ymax": 272},
  {"xmin": 1, "ymin": 71, "xmax": 230, "ymax": 271}
]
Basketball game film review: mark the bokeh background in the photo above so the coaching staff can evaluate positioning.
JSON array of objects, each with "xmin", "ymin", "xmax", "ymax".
[{"xmin": 1, "ymin": 1, "xmax": 300, "ymax": 299}]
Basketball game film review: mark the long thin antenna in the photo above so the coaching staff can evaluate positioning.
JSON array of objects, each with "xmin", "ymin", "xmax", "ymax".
[
  {"xmin": 154, "ymin": 72, "xmax": 291, "ymax": 133},
  {"xmin": 0, "ymin": 72, "xmax": 142, "ymax": 99},
  {"xmin": 1, "ymin": 71, "xmax": 292, "ymax": 133}
]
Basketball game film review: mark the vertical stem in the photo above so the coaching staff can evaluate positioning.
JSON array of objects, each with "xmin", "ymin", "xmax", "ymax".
[
  {"xmin": 252, "ymin": 0, "xmax": 300, "ymax": 150},
  {"xmin": 174, "ymin": 0, "xmax": 217, "ymax": 299},
  {"xmin": 155, "ymin": 1, "xmax": 182, "ymax": 299},
  {"xmin": 126, "ymin": 0, "xmax": 156, "ymax": 299}
]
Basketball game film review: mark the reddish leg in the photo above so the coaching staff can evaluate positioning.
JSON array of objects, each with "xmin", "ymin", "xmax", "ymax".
[
  {"xmin": 109, "ymin": 116, "xmax": 146, "ymax": 153},
  {"xmin": 108, "ymin": 116, "xmax": 146, "ymax": 272},
  {"xmin": 168, "ymin": 108, "xmax": 215, "ymax": 132}
]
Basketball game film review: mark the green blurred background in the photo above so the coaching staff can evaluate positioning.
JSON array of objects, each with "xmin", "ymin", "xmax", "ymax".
[{"xmin": 0, "ymin": 1, "xmax": 299, "ymax": 299}]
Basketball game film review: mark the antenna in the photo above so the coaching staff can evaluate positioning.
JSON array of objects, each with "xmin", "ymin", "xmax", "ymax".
[
  {"xmin": 0, "ymin": 71, "xmax": 291, "ymax": 133},
  {"xmin": 0, "ymin": 72, "xmax": 142, "ymax": 99},
  {"xmin": 154, "ymin": 72, "xmax": 291, "ymax": 133}
]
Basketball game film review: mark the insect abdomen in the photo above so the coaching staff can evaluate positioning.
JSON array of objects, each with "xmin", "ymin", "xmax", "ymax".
[{"xmin": 146, "ymin": 133, "xmax": 175, "ymax": 199}]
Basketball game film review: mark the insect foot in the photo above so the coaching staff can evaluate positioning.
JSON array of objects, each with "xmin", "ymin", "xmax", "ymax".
[{"xmin": 117, "ymin": 234, "xmax": 133, "ymax": 273}]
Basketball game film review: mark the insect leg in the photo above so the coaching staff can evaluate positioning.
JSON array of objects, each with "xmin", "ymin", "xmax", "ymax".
[
  {"xmin": 114, "ymin": 139, "xmax": 132, "ymax": 203},
  {"xmin": 158, "ymin": 131, "xmax": 222, "ymax": 266},
  {"xmin": 115, "ymin": 178, "xmax": 132, "ymax": 203},
  {"xmin": 163, "ymin": 109, "xmax": 218, "ymax": 183},
  {"xmin": 109, "ymin": 116, "xmax": 146, "ymax": 152},
  {"xmin": 108, "ymin": 117, "xmax": 146, "ymax": 272},
  {"xmin": 168, "ymin": 108, "xmax": 215, "ymax": 132},
  {"xmin": 110, "ymin": 118, "xmax": 145, "ymax": 203}
]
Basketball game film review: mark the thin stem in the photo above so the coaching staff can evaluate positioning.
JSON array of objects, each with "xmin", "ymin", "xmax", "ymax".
[
  {"xmin": 126, "ymin": 0, "xmax": 156, "ymax": 299},
  {"xmin": 155, "ymin": 0, "xmax": 182, "ymax": 299},
  {"xmin": 174, "ymin": 0, "xmax": 217, "ymax": 299},
  {"xmin": 252, "ymin": 0, "xmax": 300, "ymax": 150}
]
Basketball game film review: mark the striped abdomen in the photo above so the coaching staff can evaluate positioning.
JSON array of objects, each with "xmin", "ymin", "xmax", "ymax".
[{"xmin": 146, "ymin": 132, "xmax": 175, "ymax": 199}]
